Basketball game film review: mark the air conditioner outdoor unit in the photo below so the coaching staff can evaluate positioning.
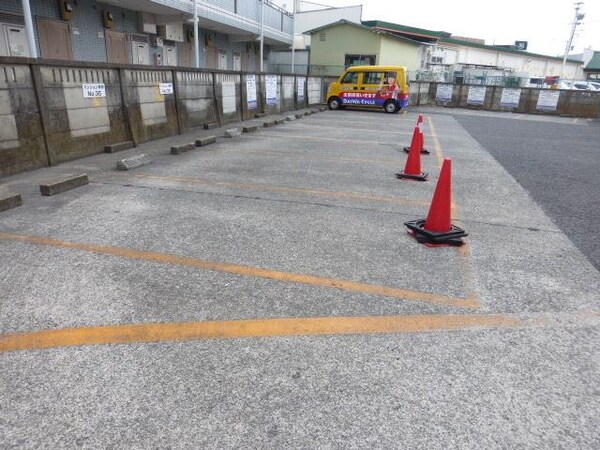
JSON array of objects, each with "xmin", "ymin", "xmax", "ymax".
[
  {"xmin": 157, "ymin": 23, "xmax": 183, "ymax": 43},
  {"xmin": 139, "ymin": 12, "xmax": 157, "ymax": 34}
]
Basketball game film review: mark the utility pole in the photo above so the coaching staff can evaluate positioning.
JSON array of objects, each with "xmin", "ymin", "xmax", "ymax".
[{"xmin": 560, "ymin": 2, "xmax": 585, "ymax": 81}]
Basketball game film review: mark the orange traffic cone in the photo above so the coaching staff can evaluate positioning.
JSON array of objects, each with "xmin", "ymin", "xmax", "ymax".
[
  {"xmin": 404, "ymin": 115, "xmax": 430, "ymax": 154},
  {"xmin": 404, "ymin": 158, "xmax": 467, "ymax": 245},
  {"xmin": 396, "ymin": 127, "xmax": 428, "ymax": 181}
]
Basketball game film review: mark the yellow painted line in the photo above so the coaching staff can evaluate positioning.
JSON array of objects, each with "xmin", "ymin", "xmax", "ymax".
[
  {"xmin": 257, "ymin": 132, "xmax": 398, "ymax": 146},
  {"xmin": 293, "ymin": 122, "xmax": 414, "ymax": 136},
  {"xmin": 0, "ymin": 232, "xmax": 479, "ymax": 309},
  {"xmin": 0, "ymin": 313, "xmax": 521, "ymax": 353},
  {"xmin": 241, "ymin": 149, "xmax": 399, "ymax": 166},
  {"xmin": 131, "ymin": 173, "xmax": 433, "ymax": 208},
  {"xmin": 427, "ymin": 117, "xmax": 480, "ymax": 305}
]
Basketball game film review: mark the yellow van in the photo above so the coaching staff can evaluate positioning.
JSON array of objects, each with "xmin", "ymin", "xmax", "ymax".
[{"xmin": 327, "ymin": 65, "xmax": 410, "ymax": 113}]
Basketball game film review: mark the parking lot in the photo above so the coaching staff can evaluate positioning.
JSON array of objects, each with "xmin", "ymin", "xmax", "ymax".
[{"xmin": 1, "ymin": 107, "xmax": 599, "ymax": 448}]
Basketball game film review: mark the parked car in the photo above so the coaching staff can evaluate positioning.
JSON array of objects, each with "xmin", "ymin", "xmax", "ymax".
[{"xmin": 327, "ymin": 65, "xmax": 410, "ymax": 113}]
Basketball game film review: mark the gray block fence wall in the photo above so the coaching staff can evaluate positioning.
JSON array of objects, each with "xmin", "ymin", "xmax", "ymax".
[{"xmin": 0, "ymin": 57, "xmax": 331, "ymax": 177}]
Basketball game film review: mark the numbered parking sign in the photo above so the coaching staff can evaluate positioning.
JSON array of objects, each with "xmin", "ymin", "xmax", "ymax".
[{"xmin": 82, "ymin": 83, "xmax": 106, "ymax": 98}]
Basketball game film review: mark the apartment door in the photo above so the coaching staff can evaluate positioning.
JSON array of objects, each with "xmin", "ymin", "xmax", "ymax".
[
  {"xmin": 180, "ymin": 42, "xmax": 192, "ymax": 67},
  {"xmin": 217, "ymin": 49, "xmax": 227, "ymax": 70},
  {"xmin": 233, "ymin": 51, "xmax": 241, "ymax": 71},
  {"xmin": 105, "ymin": 30, "xmax": 128, "ymax": 64},
  {"xmin": 37, "ymin": 18, "xmax": 73, "ymax": 60},
  {"xmin": 206, "ymin": 47, "xmax": 217, "ymax": 69},
  {"xmin": 0, "ymin": 24, "xmax": 30, "ymax": 57}
]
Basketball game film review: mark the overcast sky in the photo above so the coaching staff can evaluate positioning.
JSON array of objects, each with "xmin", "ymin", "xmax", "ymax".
[{"xmin": 275, "ymin": 0, "xmax": 599, "ymax": 57}]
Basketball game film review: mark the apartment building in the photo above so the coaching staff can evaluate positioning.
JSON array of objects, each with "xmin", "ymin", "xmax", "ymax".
[{"xmin": 0, "ymin": 0, "xmax": 293, "ymax": 70}]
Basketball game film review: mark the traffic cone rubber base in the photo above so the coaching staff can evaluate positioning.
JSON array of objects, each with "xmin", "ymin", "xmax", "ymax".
[
  {"xmin": 403, "ymin": 146, "xmax": 431, "ymax": 155},
  {"xmin": 404, "ymin": 218, "xmax": 467, "ymax": 246},
  {"xmin": 396, "ymin": 171, "xmax": 428, "ymax": 181}
]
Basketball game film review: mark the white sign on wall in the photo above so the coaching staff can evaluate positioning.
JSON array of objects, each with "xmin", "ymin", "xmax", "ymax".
[
  {"xmin": 246, "ymin": 75, "xmax": 257, "ymax": 110},
  {"xmin": 500, "ymin": 88, "xmax": 522, "ymax": 108},
  {"xmin": 435, "ymin": 84, "xmax": 453, "ymax": 102},
  {"xmin": 159, "ymin": 83, "xmax": 173, "ymax": 95},
  {"xmin": 297, "ymin": 77, "xmax": 306, "ymax": 101},
  {"xmin": 265, "ymin": 75, "xmax": 278, "ymax": 106},
  {"xmin": 467, "ymin": 86, "xmax": 486, "ymax": 105},
  {"xmin": 221, "ymin": 82, "xmax": 237, "ymax": 114},
  {"xmin": 536, "ymin": 90, "xmax": 560, "ymax": 111},
  {"xmin": 82, "ymin": 83, "xmax": 106, "ymax": 98}
]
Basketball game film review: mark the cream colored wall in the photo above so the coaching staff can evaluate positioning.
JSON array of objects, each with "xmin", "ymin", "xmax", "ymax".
[
  {"xmin": 377, "ymin": 37, "xmax": 422, "ymax": 70},
  {"xmin": 309, "ymin": 24, "xmax": 382, "ymax": 76}
]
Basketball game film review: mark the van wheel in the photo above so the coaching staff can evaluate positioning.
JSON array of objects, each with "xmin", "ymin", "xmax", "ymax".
[
  {"xmin": 328, "ymin": 97, "xmax": 342, "ymax": 110},
  {"xmin": 384, "ymin": 100, "xmax": 398, "ymax": 113}
]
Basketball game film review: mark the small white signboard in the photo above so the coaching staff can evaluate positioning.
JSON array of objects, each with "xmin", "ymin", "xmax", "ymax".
[
  {"xmin": 82, "ymin": 83, "xmax": 106, "ymax": 98},
  {"xmin": 297, "ymin": 77, "xmax": 306, "ymax": 101},
  {"xmin": 467, "ymin": 86, "xmax": 486, "ymax": 105},
  {"xmin": 500, "ymin": 88, "xmax": 522, "ymax": 108},
  {"xmin": 266, "ymin": 75, "xmax": 278, "ymax": 106},
  {"xmin": 159, "ymin": 83, "xmax": 174, "ymax": 95},
  {"xmin": 246, "ymin": 75, "xmax": 257, "ymax": 110},
  {"xmin": 436, "ymin": 84, "xmax": 453, "ymax": 102},
  {"xmin": 536, "ymin": 90, "xmax": 560, "ymax": 111}
]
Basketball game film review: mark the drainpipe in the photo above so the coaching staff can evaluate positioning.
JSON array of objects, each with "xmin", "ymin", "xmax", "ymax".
[
  {"xmin": 21, "ymin": 0, "xmax": 38, "ymax": 58},
  {"xmin": 193, "ymin": 0, "xmax": 200, "ymax": 68},
  {"xmin": 260, "ymin": 0, "xmax": 264, "ymax": 72}
]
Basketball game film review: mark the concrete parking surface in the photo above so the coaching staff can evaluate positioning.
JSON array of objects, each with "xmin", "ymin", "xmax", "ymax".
[{"xmin": 0, "ymin": 108, "xmax": 599, "ymax": 448}]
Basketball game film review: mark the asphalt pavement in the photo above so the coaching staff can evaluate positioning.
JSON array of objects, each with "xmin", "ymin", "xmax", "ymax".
[{"xmin": 0, "ymin": 107, "xmax": 599, "ymax": 448}]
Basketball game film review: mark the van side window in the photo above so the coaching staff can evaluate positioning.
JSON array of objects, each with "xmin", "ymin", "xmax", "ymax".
[
  {"xmin": 362, "ymin": 72, "xmax": 385, "ymax": 85},
  {"xmin": 341, "ymin": 72, "xmax": 359, "ymax": 84}
]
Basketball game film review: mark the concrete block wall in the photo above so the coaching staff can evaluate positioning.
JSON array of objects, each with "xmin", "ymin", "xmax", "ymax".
[
  {"xmin": 214, "ymin": 72, "xmax": 242, "ymax": 125},
  {"xmin": 0, "ymin": 63, "xmax": 47, "ymax": 175},
  {"xmin": 240, "ymin": 73, "xmax": 262, "ymax": 121},
  {"xmin": 175, "ymin": 71, "xmax": 217, "ymax": 131},
  {"xmin": 122, "ymin": 68, "xmax": 178, "ymax": 143},
  {"xmin": 415, "ymin": 82, "xmax": 600, "ymax": 118},
  {"xmin": 281, "ymin": 75, "xmax": 295, "ymax": 112},
  {"xmin": 307, "ymin": 77, "xmax": 323, "ymax": 105},
  {"xmin": 0, "ymin": 57, "xmax": 332, "ymax": 177},
  {"xmin": 38, "ymin": 65, "xmax": 129, "ymax": 164}
]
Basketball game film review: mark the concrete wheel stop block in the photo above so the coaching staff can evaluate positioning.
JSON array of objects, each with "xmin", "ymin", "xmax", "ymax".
[
  {"xmin": 104, "ymin": 141, "xmax": 134, "ymax": 153},
  {"xmin": 275, "ymin": 118, "xmax": 286, "ymax": 124},
  {"xmin": 295, "ymin": 113, "xmax": 304, "ymax": 119},
  {"xmin": 116, "ymin": 154, "xmax": 152, "ymax": 171},
  {"xmin": 242, "ymin": 125, "xmax": 258, "ymax": 133},
  {"xmin": 263, "ymin": 120, "xmax": 278, "ymax": 127},
  {"xmin": 40, "ymin": 174, "xmax": 89, "ymax": 196},
  {"xmin": 0, "ymin": 193, "xmax": 23, "ymax": 212},
  {"xmin": 195, "ymin": 136, "xmax": 217, "ymax": 147},
  {"xmin": 171, "ymin": 143, "xmax": 196, "ymax": 154},
  {"xmin": 224, "ymin": 128, "xmax": 242, "ymax": 138},
  {"xmin": 286, "ymin": 115, "xmax": 296, "ymax": 121},
  {"xmin": 204, "ymin": 123, "xmax": 219, "ymax": 130}
]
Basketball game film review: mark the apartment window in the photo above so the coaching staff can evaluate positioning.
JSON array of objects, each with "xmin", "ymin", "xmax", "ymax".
[
  {"xmin": 319, "ymin": 33, "xmax": 326, "ymax": 42},
  {"xmin": 344, "ymin": 54, "xmax": 376, "ymax": 67}
]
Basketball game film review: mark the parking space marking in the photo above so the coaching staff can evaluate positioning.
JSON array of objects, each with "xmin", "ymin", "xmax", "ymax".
[
  {"xmin": 428, "ymin": 117, "xmax": 480, "ymax": 304},
  {"xmin": 0, "ymin": 231, "xmax": 479, "ymax": 309},
  {"xmin": 129, "ymin": 173, "xmax": 437, "ymax": 208},
  {"xmin": 291, "ymin": 122, "xmax": 414, "ymax": 136},
  {"xmin": 225, "ymin": 149, "xmax": 400, "ymax": 166},
  {"xmin": 257, "ymin": 132, "xmax": 400, "ymax": 146},
  {"xmin": 0, "ymin": 313, "xmax": 522, "ymax": 353}
]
